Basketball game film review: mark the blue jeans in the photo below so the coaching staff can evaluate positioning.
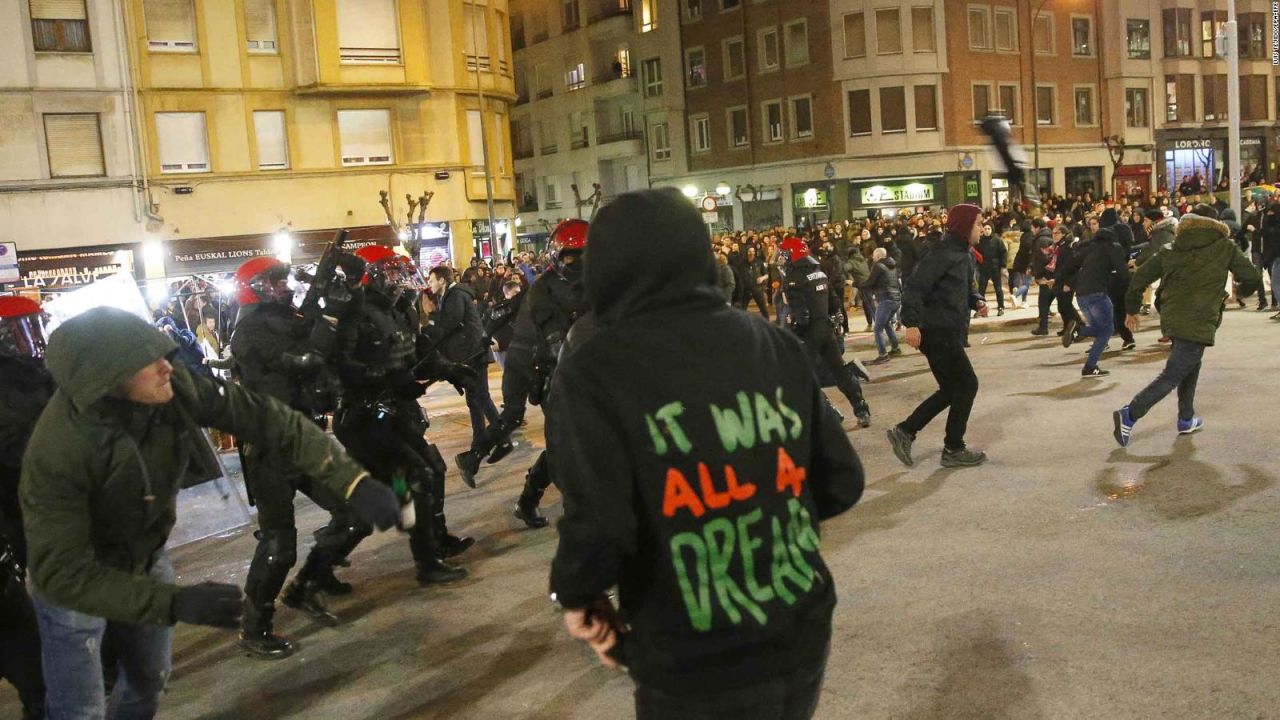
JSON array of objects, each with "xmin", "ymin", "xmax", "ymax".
[
  {"xmin": 1076, "ymin": 292, "xmax": 1114, "ymax": 370},
  {"xmin": 1013, "ymin": 272, "xmax": 1032, "ymax": 302},
  {"xmin": 465, "ymin": 364, "xmax": 501, "ymax": 450},
  {"xmin": 34, "ymin": 554, "xmax": 175, "ymax": 720},
  {"xmin": 872, "ymin": 298, "xmax": 900, "ymax": 355},
  {"xmin": 1129, "ymin": 338, "xmax": 1205, "ymax": 422},
  {"xmin": 772, "ymin": 288, "xmax": 789, "ymax": 327}
]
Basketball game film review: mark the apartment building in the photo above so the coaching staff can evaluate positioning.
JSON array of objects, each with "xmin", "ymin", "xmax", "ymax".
[
  {"xmin": 509, "ymin": 0, "xmax": 686, "ymax": 235},
  {"xmin": 0, "ymin": 0, "xmax": 148, "ymax": 292},
  {"xmin": 126, "ymin": 0, "xmax": 517, "ymax": 276}
]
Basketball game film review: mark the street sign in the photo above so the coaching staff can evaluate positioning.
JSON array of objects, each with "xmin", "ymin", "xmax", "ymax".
[
  {"xmin": 700, "ymin": 195, "xmax": 718, "ymax": 212},
  {"xmin": 0, "ymin": 242, "xmax": 19, "ymax": 283},
  {"xmin": 702, "ymin": 210, "xmax": 718, "ymax": 224}
]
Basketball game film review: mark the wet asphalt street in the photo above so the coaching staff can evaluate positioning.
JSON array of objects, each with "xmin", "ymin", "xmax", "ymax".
[{"xmin": 3, "ymin": 303, "xmax": 1278, "ymax": 719}]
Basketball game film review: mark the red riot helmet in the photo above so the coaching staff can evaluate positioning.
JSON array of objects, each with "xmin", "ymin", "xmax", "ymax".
[
  {"xmin": 548, "ymin": 219, "xmax": 589, "ymax": 277},
  {"xmin": 0, "ymin": 296, "xmax": 48, "ymax": 358},
  {"xmin": 235, "ymin": 257, "xmax": 292, "ymax": 306},
  {"xmin": 354, "ymin": 244, "xmax": 417, "ymax": 297},
  {"xmin": 777, "ymin": 236, "xmax": 809, "ymax": 266}
]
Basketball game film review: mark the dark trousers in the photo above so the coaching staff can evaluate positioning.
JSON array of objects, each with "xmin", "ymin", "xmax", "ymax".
[
  {"xmin": 0, "ymin": 578, "xmax": 44, "ymax": 719},
  {"xmin": 1109, "ymin": 284, "xmax": 1135, "ymax": 344},
  {"xmin": 805, "ymin": 328, "xmax": 866, "ymax": 416},
  {"xmin": 1036, "ymin": 283, "xmax": 1056, "ymax": 329},
  {"xmin": 464, "ymin": 362, "xmax": 501, "ymax": 450},
  {"xmin": 498, "ymin": 346, "xmax": 535, "ymax": 430},
  {"xmin": 1057, "ymin": 288, "xmax": 1080, "ymax": 323},
  {"xmin": 857, "ymin": 289, "xmax": 876, "ymax": 326},
  {"xmin": 977, "ymin": 266, "xmax": 1005, "ymax": 308},
  {"xmin": 1129, "ymin": 338, "xmax": 1205, "ymax": 421},
  {"xmin": 635, "ymin": 659, "xmax": 827, "ymax": 720},
  {"xmin": 739, "ymin": 286, "xmax": 771, "ymax": 319},
  {"xmin": 900, "ymin": 330, "xmax": 978, "ymax": 450}
]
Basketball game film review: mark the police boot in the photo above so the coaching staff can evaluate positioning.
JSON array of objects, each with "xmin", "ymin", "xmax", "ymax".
[
  {"xmin": 410, "ymin": 494, "xmax": 468, "ymax": 585},
  {"xmin": 484, "ymin": 421, "xmax": 517, "ymax": 464},
  {"xmin": 514, "ymin": 459, "xmax": 550, "ymax": 529},
  {"xmin": 850, "ymin": 391, "xmax": 872, "ymax": 429},
  {"xmin": 296, "ymin": 549, "xmax": 352, "ymax": 596},
  {"xmin": 427, "ymin": 472, "xmax": 474, "ymax": 558},
  {"xmin": 282, "ymin": 579, "xmax": 340, "ymax": 627},
  {"xmin": 454, "ymin": 450, "xmax": 481, "ymax": 489},
  {"xmin": 238, "ymin": 601, "xmax": 294, "ymax": 659}
]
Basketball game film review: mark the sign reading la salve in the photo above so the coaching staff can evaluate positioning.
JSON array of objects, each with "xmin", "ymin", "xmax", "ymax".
[
  {"xmin": 861, "ymin": 182, "xmax": 934, "ymax": 205},
  {"xmin": 0, "ymin": 242, "xmax": 17, "ymax": 283}
]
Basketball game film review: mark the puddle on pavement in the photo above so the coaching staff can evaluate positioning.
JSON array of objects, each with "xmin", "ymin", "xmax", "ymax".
[{"xmin": 1095, "ymin": 454, "xmax": 1274, "ymax": 520}]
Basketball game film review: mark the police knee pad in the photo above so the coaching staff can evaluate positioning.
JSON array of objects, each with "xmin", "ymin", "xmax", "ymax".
[{"xmin": 256, "ymin": 529, "xmax": 297, "ymax": 569}]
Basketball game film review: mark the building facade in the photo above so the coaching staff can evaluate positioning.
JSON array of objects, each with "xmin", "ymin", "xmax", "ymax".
[{"xmin": 0, "ymin": 0, "xmax": 149, "ymax": 293}]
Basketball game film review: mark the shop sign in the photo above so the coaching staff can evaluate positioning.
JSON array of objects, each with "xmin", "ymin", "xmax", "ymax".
[
  {"xmin": 795, "ymin": 188, "xmax": 828, "ymax": 209},
  {"xmin": 0, "ymin": 242, "xmax": 17, "ymax": 284},
  {"xmin": 1171, "ymin": 139, "xmax": 1212, "ymax": 150},
  {"xmin": 14, "ymin": 243, "xmax": 139, "ymax": 290},
  {"xmin": 1241, "ymin": 138, "xmax": 1262, "ymax": 147},
  {"xmin": 166, "ymin": 225, "xmax": 396, "ymax": 275},
  {"xmin": 860, "ymin": 182, "xmax": 935, "ymax": 205}
]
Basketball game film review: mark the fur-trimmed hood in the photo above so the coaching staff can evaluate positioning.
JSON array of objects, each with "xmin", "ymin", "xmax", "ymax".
[{"xmin": 1174, "ymin": 213, "xmax": 1229, "ymax": 250}]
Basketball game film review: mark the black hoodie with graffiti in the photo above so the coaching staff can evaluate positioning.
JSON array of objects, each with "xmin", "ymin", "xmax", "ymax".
[{"xmin": 547, "ymin": 188, "xmax": 865, "ymax": 695}]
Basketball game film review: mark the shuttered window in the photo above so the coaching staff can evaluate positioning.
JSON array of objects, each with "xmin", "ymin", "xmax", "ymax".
[
  {"xmin": 466, "ymin": 110, "xmax": 485, "ymax": 168},
  {"xmin": 336, "ymin": 0, "xmax": 400, "ymax": 63},
  {"xmin": 31, "ymin": 0, "xmax": 91, "ymax": 52},
  {"xmin": 245, "ymin": 0, "xmax": 277, "ymax": 52},
  {"xmin": 155, "ymin": 112, "xmax": 210, "ymax": 173},
  {"xmin": 44, "ymin": 114, "xmax": 105, "ymax": 177},
  {"xmin": 144, "ymin": 0, "xmax": 197, "ymax": 52},
  {"xmin": 848, "ymin": 89, "xmax": 871, "ymax": 135},
  {"xmin": 914, "ymin": 85, "xmax": 937, "ymax": 130},
  {"xmin": 337, "ymin": 109, "xmax": 393, "ymax": 166},
  {"xmin": 253, "ymin": 111, "xmax": 288, "ymax": 169}
]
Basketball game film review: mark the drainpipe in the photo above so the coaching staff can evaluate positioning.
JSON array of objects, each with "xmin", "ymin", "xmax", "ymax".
[{"xmin": 114, "ymin": 0, "xmax": 163, "ymax": 229}]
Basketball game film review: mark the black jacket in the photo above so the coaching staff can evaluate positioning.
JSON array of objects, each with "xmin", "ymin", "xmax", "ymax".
[
  {"xmin": 862, "ymin": 257, "xmax": 901, "ymax": 302},
  {"xmin": 548, "ymin": 188, "xmax": 864, "ymax": 696},
  {"xmin": 900, "ymin": 233, "xmax": 982, "ymax": 336},
  {"xmin": 426, "ymin": 282, "xmax": 486, "ymax": 365},
  {"xmin": 0, "ymin": 356, "xmax": 53, "ymax": 564},
  {"xmin": 231, "ymin": 302, "xmax": 312, "ymax": 406},
  {"xmin": 525, "ymin": 270, "xmax": 586, "ymax": 358},
  {"xmin": 1066, "ymin": 230, "xmax": 1129, "ymax": 297},
  {"xmin": 783, "ymin": 256, "xmax": 837, "ymax": 341},
  {"xmin": 482, "ymin": 292, "xmax": 522, "ymax": 351},
  {"xmin": 977, "ymin": 233, "xmax": 1007, "ymax": 269}
]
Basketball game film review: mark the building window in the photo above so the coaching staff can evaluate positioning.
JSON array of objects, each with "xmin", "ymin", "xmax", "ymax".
[
  {"xmin": 763, "ymin": 99, "xmax": 784, "ymax": 143},
  {"xmin": 784, "ymin": 19, "xmax": 808, "ymax": 66},
  {"xmin": 1202, "ymin": 74, "xmax": 1227, "ymax": 121},
  {"xmin": 967, "ymin": 6, "xmax": 991, "ymax": 51},
  {"xmin": 1125, "ymin": 19, "xmax": 1150, "ymax": 59},
  {"xmin": 569, "ymin": 111, "xmax": 589, "ymax": 147},
  {"xmin": 1035, "ymin": 85, "xmax": 1056, "ymax": 125},
  {"xmin": 1244, "ymin": 75, "xmax": 1268, "ymax": 121},
  {"xmin": 723, "ymin": 36, "xmax": 745, "ymax": 80},
  {"xmin": 727, "ymin": 107, "xmax": 748, "ymax": 147},
  {"xmin": 842, "ymin": 13, "xmax": 865, "ymax": 58},
  {"xmin": 1071, "ymin": 16, "xmax": 1094, "ymax": 56},
  {"xmin": 336, "ymin": 0, "xmax": 400, "ymax": 64},
  {"xmin": 562, "ymin": 0, "xmax": 579, "ymax": 31},
  {"xmin": 31, "ymin": 0, "xmax": 91, "ymax": 53},
  {"xmin": 994, "ymin": 7, "xmax": 1016, "ymax": 52},
  {"xmin": 1200, "ymin": 10, "xmax": 1225, "ymax": 58},
  {"xmin": 641, "ymin": 57, "xmax": 663, "ymax": 96},
  {"xmin": 252, "ymin": 110, "xmax": 289, "ymax": 169},
  {"xmin": 685, "ymin": 47, "xmax": 706, "ymax": 87},
  {"xmin": 244, "ymin": 0, "xmax": 277, "ymax": 52},
  {"xmin": 1033, "ymin": 14, "xmax": 1054, "ymax": 54},
  {"xmin": 972, "ymin": 84, "xmax": 991, "ymax": 122},
  {"xmin": 639, "ymin": 0, "xmax": 656, "ymax": 32},
  {"xmin": 615, "ymin": 48, "xmax": 631, "ymax": 78},
  {"xmin": 650, "ymin": 122, "xmax": 670, "ymax": 160},
  {"xmin": 997, "ymin": 83, "xmax": 1019, "ymax": 125},
  {"xmin": 337, "ymin": 109, "xmax": 393, "ymax": 166},
  {"xmin": 1240, "ymin": 13, "xmax": 1266, "ymax": 59},
  {"xmin": 721, "ymin": 0, "xmax": 739, "ymax": 11},
  {"xmin": 789, "ymin": 95, "xmax": 812, "ymax": 138},
  {"xmin": 155, "ymin": 112, "xmax": 210, "ymax": 173},
  {"xmin": 1124, "ymin": 87, "xmax": 1148, "ymax": 128},
  {"xmin": 1163, "ymin": 8, "xmax": 1191, "ymax": 58},
  {"xmin": 760, "ymin": 26, "xmax": 780, "ymax": 70},
  {"xmin": 690, "ymin": 114, "xmax": 710, "ymax": 153},
  {"xmin": 875, "ymin": 9, "xmax": 901, "ymax": 54},
  {"xmin": 465, "ymin": 5, "xmax": 491, "ymax": 71},
  {"xmin": 848, "ymin": 89, "xmax": 871, "ymax": 136},
  {"xmin": 467, "ymin": 110, "xmax": 487, "ymax": 165},
  {"xmin": 544, "ymin": 177, "xmax": 560, "ymax": 207},
  {"xmin": 1165, "ymin": 74, "xmax": 1195, "ymax": 123},
  {"xmin": 685, "ymin": 0, "xmax": 701, "ymax": 22},
  {"xmin": 144, "ymin": 0, "xmax": 197, "ymax": 52},
  {"xmin": 914, "ymin": 85, "xmax": 937, "ymax": 130},
  {"xmin": 565, "ymin": 62, "xmax": 586, "ymax": 90},
  {"xmin": 911, "ymin": 7, "xmax": 934, "ymax": 52},
  {"xmin": 1073, "ymin": 86, "xmax": 1096, "ymax": 126},
  {"xmin": 43, "ymin": 113, "xmax": 104, "ymax": 177},
  {"xmin": 879, "ymin": 86, "xmax": 905, "ymax": 133}
]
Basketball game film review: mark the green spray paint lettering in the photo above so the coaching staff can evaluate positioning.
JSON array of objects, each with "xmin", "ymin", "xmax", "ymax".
[
  {"xmin": 770, "ymin": 516, "xmax": 813, "ymax": 605},
  {"xmin": 709, "ymin": 392, "xmax": 757, "ymax": 453},
  {"xmin": 736, "ymin": 508, "xmax": 775, "ymax": 606},
  {"xmin": 775, "ymin": 387, "xmax": 804, "ymax": 440},
  {"xmin": 704, "ymin": 518, "xmax": 768, "ymax": 627},
  {"xmin": 651, "ymin": 401, "xmax": 693, "ymax": 454},
  {"xmin": 754, "ymin": 393, "xmax": 787, "ymax": 444},
  {"xmin": 670, "ymin": 532, "xmax": 713, "ymax": 631}
]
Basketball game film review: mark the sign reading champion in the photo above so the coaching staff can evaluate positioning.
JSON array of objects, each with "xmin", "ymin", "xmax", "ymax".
[{"xmin": 860, "ymin": 182, "xmax": 934, "ymax": 205}]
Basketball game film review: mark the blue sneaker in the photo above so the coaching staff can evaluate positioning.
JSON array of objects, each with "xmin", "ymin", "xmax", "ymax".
[
  {"xmin": 1177, "ymin": 417, "xmax": 1204, "ymax": 435},
  {"xmin": 1113, "ymin": 406, "xmax": 1135, "ymax": 447}
]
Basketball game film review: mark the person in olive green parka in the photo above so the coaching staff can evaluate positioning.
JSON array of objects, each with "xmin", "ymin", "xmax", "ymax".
[{"xmin": 20, "ymin": 306, "xmax": 398, "ymax": 720}]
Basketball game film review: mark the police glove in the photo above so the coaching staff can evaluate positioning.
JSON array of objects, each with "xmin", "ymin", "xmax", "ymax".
[
  {"xmin": 443, "ymin": 362, "xmax": 479, "ymax": 395},
  {"xmin": 171, "ymin": 582, "xmax": 244, "ymax": 628},
  {"xmin": 348, "ymin": 477, "xmax": 400, "ymax": 531}
]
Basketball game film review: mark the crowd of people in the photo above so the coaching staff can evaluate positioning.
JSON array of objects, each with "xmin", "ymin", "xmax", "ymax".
[{"xmin": 0, "ymin": 178, "xmax": 1274, "ymax": 719}]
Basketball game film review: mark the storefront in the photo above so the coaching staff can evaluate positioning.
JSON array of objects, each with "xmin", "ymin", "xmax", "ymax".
[
  {"xmin": 849, "ymin": 176, "xmax": 945, "ymax": 219},
  {"xmin": 740, "ymin": 188, "xmax": 783, "ymax": 230},
  {"xmin": 11, "ymin": 242, "xmax": 143, "ymax": 296},
  {"xmin": 792, "ymin": 182, "xmax": 836, "ymax": 228},
  {"xmin": 1112, "ymin": 165, "xmax": 1153, "ymax": 199},
  {"xmin": 1155, "ymin": 130, "xmax": 1269, "ymax": 193}
]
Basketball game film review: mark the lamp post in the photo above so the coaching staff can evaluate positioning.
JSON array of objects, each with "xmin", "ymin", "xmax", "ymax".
[
  {"xmin": 1028, "ymin": 0, "xmax": 1050, "ymax": 194},
  {"xmin": 1223, "ymin": 2, "xmax": 1241, "ymax": 218}
]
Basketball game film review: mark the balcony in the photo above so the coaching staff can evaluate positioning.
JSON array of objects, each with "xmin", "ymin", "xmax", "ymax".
[
  {"xmin": 536, "ymin": 88, "xmax": 553, "ymax": 99},
  {"xmin": 515, "ymin": 93, "xmax": 529, "ymax": 105},
  {"xmin": 571, "ymin": 138, "xmax": 590, "ymax": 150},
  {"xmin": 598, "ymin": 130, "xmax": 642, "ymax": 144},
  {"xmin": 588, "ymin": 1, "xmax": 632, "ymax": 24},
  {"xmin": 530, "ymin": 30, "xmax": 549, "ymax": 45},
  {"xmin": 519, "ymin": 196, "xmax": 539, "ymax": 212},
  {"xmin": 540, "ymin": 144, "xmax": 559, "ymax": 155},
  {"xmin": 514, "ymin": 147, "xmax": 535, "ymax": 160},
  {"xmin": 546, "ymin": 200, "xmax": 563, "ymax": 209}
]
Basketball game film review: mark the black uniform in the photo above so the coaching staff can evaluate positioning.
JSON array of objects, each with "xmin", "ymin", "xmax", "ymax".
[
  {"xmin": 0, "ymin": 356, "xmax": 50, "ymax": 719},
  {"xmin": 333, "ymin": 288, "xmax": 467, "ymax": 583},
  {"xmin": 230, "ymin": 301, "xmax": 352, "ymax": 650},
  {"xmin": 784, "ymin": 256, "xmax": 870, "ymax": 424}
]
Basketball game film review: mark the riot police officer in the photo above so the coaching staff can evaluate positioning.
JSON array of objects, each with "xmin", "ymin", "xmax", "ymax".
[
  {"xmin": 230, "ymin": 257, "xmax": 358, "ymax": 658},
  {"xmin": 332, "ymin": 245, "xmax": 472, "ymax": 585},
  {"xmin": 0, "ymin": 296, "xmax": 50, "ymax": 719},
  {"xmin": 780, "ymin": 236, "xmax": 872, "ymax": 427}
]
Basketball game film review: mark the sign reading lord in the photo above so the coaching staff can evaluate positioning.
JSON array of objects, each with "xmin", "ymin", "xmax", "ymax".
[{"xmin": 860, "ymin": 182, "xmax": 935, "ymax": 205}]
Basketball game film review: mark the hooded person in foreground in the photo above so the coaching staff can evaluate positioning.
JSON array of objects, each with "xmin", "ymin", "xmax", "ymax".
[
  {"xmin": 547, "ymin": 188, "xmax": 865, "ymax": 720},
  {"xmin": 20, "ymin": 307, "xmax": 398, "ymax": 720}
]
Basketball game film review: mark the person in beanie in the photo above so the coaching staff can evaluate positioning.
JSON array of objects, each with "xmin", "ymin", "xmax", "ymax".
[
  {"xmin": 20, "ymin": 307, "xmax": 399, "ymax": 720},
  {"xmin": 886, "ymin": 203, "xmax": 989, "ymax": 468},
  {"xmin": 549, "ymin": 188, "xmax": 864, "ymax": 719},
  {"xmin": 1113, "ymin": 205, "xmax": 1261, "ymax": 446}
]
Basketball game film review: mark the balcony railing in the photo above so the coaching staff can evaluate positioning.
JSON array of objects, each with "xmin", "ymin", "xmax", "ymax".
[
  {"xmin": 588, "ymin": 2, "xmax": 632, "ymax": 23},
  {"xmin": 519, "ymin": 199, "xmax": 539, "ymax": 212},
  {"xmin": 571, "ymin": 138, "xmax": 590, "ymax": 149},
  {"xmin": 536, "ymin": 88, "xmax": 553, "ymax": 99},
  {"xmin": 531, "ymin": 30, "xmax": 549, "ymax": 44},
  {"xmin": 465, "ymin": 54, "xmax": 492, "ymax": 72},
  {"xmin": 515, "ymin": 93, "xmax": 529, "ymax": 105},
  {"xmin": 340, "ymin": 47, "xmax": 401, "ymax": 64},
  {"xmin": 514, "ymin": 147, "xmax": 535, "ymax": 160},
  {"xmin": 546, "ymin": 200, "xmax": 563, "ymax": 209},
  {"xmin": 597, "ymin": 130, "xmax": 642, "ymax": 144},
  {"xmin": 540, "ymin": 144, "xmax": 559, "ymax": 155}
]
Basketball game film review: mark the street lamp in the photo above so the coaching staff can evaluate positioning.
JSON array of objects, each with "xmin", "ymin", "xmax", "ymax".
[{"xmin": 681, "ymin": 184, "xmax": 699, "ymax": 198}]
